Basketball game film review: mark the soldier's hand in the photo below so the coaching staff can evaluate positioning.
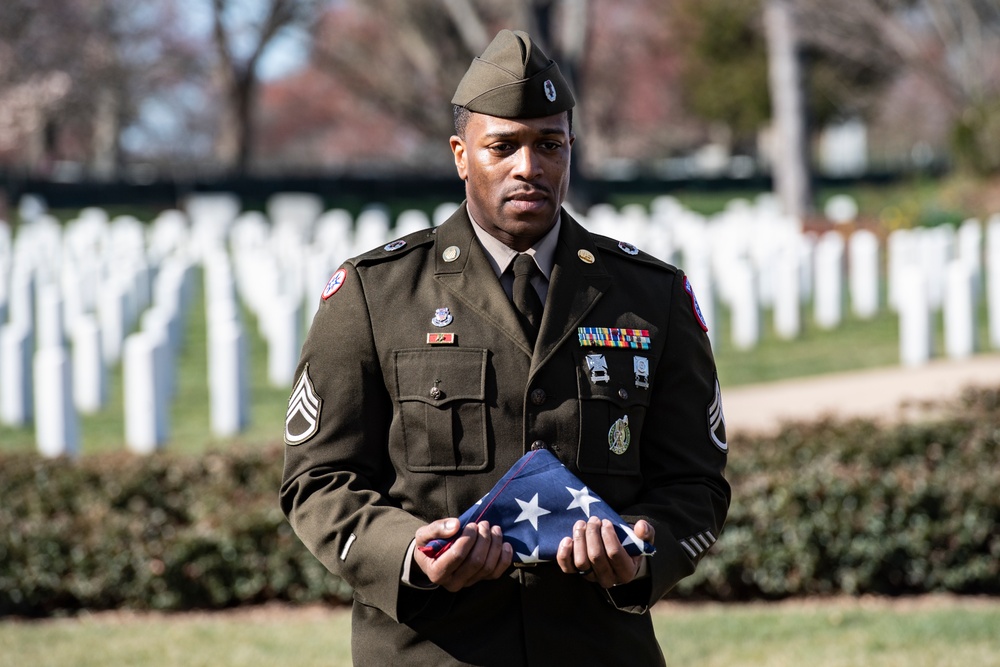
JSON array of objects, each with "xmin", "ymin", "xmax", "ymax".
[
  {"xmin": 555, "ymin": 517, "xmax": 655, "ymax": 589},
  {"xmin": 414, "ymin": 519, "xmax": 513, "ymax": 593}
]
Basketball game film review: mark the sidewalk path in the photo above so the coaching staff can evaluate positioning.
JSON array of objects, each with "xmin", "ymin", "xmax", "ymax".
[{"xmin": 722, "ymin": 352, "xmax": 1000, "ymax": 436}]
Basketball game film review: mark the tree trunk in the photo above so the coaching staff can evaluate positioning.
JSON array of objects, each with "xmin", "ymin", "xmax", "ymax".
[{"xmin": 764, "ymin": 0, "xmax": 812, "ymax": 223}]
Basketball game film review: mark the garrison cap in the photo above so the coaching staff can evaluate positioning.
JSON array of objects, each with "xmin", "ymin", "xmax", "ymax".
[{"xmin": 452, "ymin": 29, "xmax": 575, "ymax": 119}]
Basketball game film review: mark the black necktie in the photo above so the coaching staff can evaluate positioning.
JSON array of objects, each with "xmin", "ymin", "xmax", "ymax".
[{"xmin": 512, "ymin": 253, "xmax": 544, "ymax": 345}]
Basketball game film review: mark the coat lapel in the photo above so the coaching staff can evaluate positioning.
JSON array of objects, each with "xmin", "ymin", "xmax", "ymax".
[
  {"xmin": 532, "ymin": 212, "xmax": 611, "ymax": 372},
  {"xmin": 434, "ymin": 206, "xmax": 534, "ymax": 354}
]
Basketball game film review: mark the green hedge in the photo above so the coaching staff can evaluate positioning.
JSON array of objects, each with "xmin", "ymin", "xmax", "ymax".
[
  {"xmin": 675, "ymin": 385, "xmax": 1000, "ymax": 600},
  {"xmin": 2, "ymin": 387, "xmax": 998, "ymax": 616},
  {"xmin": 0, "ymin": 448, "xmax": 351, "ymax": 617}
]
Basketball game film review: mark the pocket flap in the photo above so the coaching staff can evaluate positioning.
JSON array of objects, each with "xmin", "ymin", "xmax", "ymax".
[{"xmin": 394, "ymin": 348, "xmax": 487, "ymax": 406}]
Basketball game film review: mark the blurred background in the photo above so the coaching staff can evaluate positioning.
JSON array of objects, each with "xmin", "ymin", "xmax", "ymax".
[
  {"xmin": 2, "ymin": 2, "xmax": 999, "ymax": 666},
  {"xmin": 2, "ymin": 0, "xmax": 999, "ymax": 215}
]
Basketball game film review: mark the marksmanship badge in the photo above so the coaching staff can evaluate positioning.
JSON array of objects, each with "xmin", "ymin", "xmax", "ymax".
[
  {"xmin": 609, "ymin": 415, "xmax": 631, "ymax": 455},
  {"xmin": 585, "ymin": 354, "xmax": 610, "ymax": 384},
  {"xmin": 634, "ymin": 356, "xmax": 650, "ymax": 389}
]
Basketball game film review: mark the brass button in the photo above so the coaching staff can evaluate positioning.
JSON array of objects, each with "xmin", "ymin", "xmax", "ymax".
[
  {"xmin": 530, "ymin": 440, "xmax": 546, "ymax": 451},
  {"xmin": 618, "ymin": 388, "xmax": 629, "ymax": 400},
  {"xmin": 429, "ymin": 387, "xmax": 442, "ymax": 400},
  {"xmin": 530, "ymin": 388, "xmax": 546, "ymax": 405}
]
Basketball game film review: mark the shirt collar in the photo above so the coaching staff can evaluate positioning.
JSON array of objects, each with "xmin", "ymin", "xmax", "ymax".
[{"xmin": 468, "ymin": 206, "xmax": 560, "ymax": 280}]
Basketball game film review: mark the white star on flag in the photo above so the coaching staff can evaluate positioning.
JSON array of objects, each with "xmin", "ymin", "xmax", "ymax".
[
  {"xmin": 515, "ymin": 493, "xmax": 551, "ymax": 530},
  {"xmin": 516, "ymin": 545, "xmax": 545, "ymax": 564},
  {"xmin": 566, "ymin": 486, "xmax": 601, "ymax": 517},
  {"xmin": 418, "ymin": 448, "xmax": 656, "ymax": 564},
  {"xmin": 619, "ymin": 522, "xmax": 647, "ymax": 552}
]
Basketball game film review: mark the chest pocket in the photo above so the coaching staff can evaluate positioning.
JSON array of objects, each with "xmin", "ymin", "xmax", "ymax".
[
  {"xmin": 394, "ymin": 348, "xmax": 489, "ymax": 472},
  {"xmin": 575, "ymin": 350, "xmax": 654, "ymax": 476}
]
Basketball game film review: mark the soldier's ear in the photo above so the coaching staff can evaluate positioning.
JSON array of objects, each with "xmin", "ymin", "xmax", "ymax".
[{"xmin": 450, "ymin": 135, "xmax": 469, "ymax": 181}]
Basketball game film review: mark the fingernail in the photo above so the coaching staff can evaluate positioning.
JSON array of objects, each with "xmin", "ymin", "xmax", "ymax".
[{"xmin": 445, "ymin": 519, "xmax": 456, "ymax": 531}]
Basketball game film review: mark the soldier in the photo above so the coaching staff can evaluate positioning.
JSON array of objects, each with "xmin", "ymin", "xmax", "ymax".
[{"xmin": 281, "ymin": 29, "xmax": 730, "ymax": 666}]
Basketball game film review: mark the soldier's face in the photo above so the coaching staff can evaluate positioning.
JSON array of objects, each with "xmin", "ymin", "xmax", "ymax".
[{"xmin": 451, "ymin": 112, "xmax": 574, "ymax": 252}]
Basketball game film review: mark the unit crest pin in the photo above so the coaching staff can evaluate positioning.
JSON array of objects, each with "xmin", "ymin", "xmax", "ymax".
[
  {"xmin": 384, "ymin": 239, "xmax": 406, "ymax": 252},
  {"xmin": 431, "ymin": 307, "xmax": 453, "ymax": 327},
  {"xmin": 618, "ymin": 241, "xmax": 639, "ymax": 255}
]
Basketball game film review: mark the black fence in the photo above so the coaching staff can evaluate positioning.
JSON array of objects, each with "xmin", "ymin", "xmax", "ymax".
[{"xmin": 0, "ymin": 168, "xmax": 921, "ymax": 222}]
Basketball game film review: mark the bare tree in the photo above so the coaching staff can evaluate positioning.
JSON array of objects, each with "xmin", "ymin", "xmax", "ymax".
[
  {"xmin": 796, "ymin": 0, "xmax": 1000, "ymax": 173},
  {"xmin": 765, "ymin": 0, "xmax": 812, "ymax": 220},
  {"xmin": 210, "ymin": 0, "xmax": 324, "ymax": 174}
]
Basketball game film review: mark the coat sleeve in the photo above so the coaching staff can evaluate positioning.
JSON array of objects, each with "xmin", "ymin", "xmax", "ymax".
[
  {"xmin": 612, "ymin": 269, "xmax": 731, "ymax": 611},
  {"xmin": 279, "ymin": 262, "xmax": 425, "ymax": 621}
]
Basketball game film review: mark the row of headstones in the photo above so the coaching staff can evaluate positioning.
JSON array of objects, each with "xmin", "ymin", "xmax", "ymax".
[
  {"xmin": 4, "ymin": 191, "xmax": 999, "ymax": 456},
  {"xmin": 0, "ymin": 207, "xmax": 198, "ymax": 456},
  {"xmin": 0, "ymin": 191, "xmax": 408, "ymax": 457},
  {"xmin": 582, "ymin": 195, "xmax": 1000, "ymax": 364}
]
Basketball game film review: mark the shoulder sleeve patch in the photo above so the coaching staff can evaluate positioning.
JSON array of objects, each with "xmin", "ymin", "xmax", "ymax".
[
  {"xmin": 683, "ymin": 276, "xmax": 709, "ymax": 332},
  {"xmin": 285, "ymin": 364, "xmax": 322, "ymax": 445},
  {"xmin": 321, "ymin": 268, "xmax": 348, "ymax": 300}
]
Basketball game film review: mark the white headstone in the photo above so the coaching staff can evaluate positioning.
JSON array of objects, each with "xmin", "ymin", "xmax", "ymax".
[
  {"xmin": 33, "ymin": 346, "xmax": 78, "ymax": 457},
  {"xmin": 266, "ymin": 299, "xmax": 303, "ymax": 388},
  {"xmin": 814, "ymin": 232, "xmax": 845, "ymax": 329},
  {"xmin": 729, "ymin": 259, "xmax": 760, "ymax": 350},
  {"xmin": 98, "ymin": 284, "xmax": 126, "ymax": 365},
  {"xmin": 943, "ymin": 260, "xmax": 978, "ymax": 359},
  {"xmin": 123, "ymin": 332, "xmax": 168, "ymax": 453},
  {"xmin": 849, "ymin": 229, "xmax": 880, "ymax": 319},
  {"xmin": 395, "ymin": 209, "xmax": 431, "ymax": 237},
  {"xmin": 72, "ymin": 315, "xmax": 106, "ymax": 414},
  {"xmin": 36, "ymin": 283, "xmax": 65, "ymax": 349},
  {"xmin": 987, "ymin": 215, "xmax": 1000, "ymax": 349},
  {"xmin": 898, "ymin": 265, "xmax": 934, "ymax": 366},
  {"xmin": 209, "ymin": 318, "xmax": 249, "ymax": 437},
  {"xmin": 773, "ymin": 243, "xmax": 801, "ymax": 340},
  {"xmin": 0, "ymin": 324, "xmax": 33, "ymax": 425}
]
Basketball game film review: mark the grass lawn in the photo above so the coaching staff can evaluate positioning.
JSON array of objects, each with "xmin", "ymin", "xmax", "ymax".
[{"xmin": 1, "ymin": 597, "xmax": 997, "ymax": 667}]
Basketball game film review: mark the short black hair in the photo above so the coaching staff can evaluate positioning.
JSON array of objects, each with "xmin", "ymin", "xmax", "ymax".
[{"xmin": 453, "ymin": 105, "xmax": 573, "ymax": 138}]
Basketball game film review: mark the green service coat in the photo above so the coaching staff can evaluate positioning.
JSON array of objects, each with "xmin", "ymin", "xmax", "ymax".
[{"xmin": 280, "ymin": 206, "xmax": 731, "ymax": 666}]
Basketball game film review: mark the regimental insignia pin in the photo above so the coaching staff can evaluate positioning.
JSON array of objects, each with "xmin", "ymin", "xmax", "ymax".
[
  {"xmin": 384, "ymin": 239, "xmax": 407, "ymax": 252},
  {"xmin": 442, "ymin": 245, "xmax": 461, "ymax": 262},
  {"xmin": 544, "ymin": 79, "xmax": 557, "ymax": 102},
  {"xmin": 285, "ymin": 365, "xmax": 322, "ymax": 445},
  {"xmin": 577, "ymin": 249, "xmax": 595, "ymax": 264},
  {"xmin": 608, "ymin": 415, "xmax": 630, "ymax": 455},
  {"xmin": 633, "ymin": 356, "xmax": 650, "ymax": 389},
  {"xmin": 431, "ymin": 307, "xmax": 453, "ymax": 327},
  {"xmin": 618, "ymin": 241, "xmax": 639, "ymax": 255},
  {"xmin": 321, "ymin": 268, "xmax": 347, "ymax": 300},
  {"xmin": 426, "ymin": 332, "xmax": 456, "ymax": 345},
  {"xmin": 585, "ymin": 354, "xmax": 610, "ymax": 384}
]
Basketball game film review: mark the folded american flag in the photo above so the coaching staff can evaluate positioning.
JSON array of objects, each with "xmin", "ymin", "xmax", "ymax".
[{"xmin": 418, "ymin": 448, "xmax": 655, "ymax": 564}]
